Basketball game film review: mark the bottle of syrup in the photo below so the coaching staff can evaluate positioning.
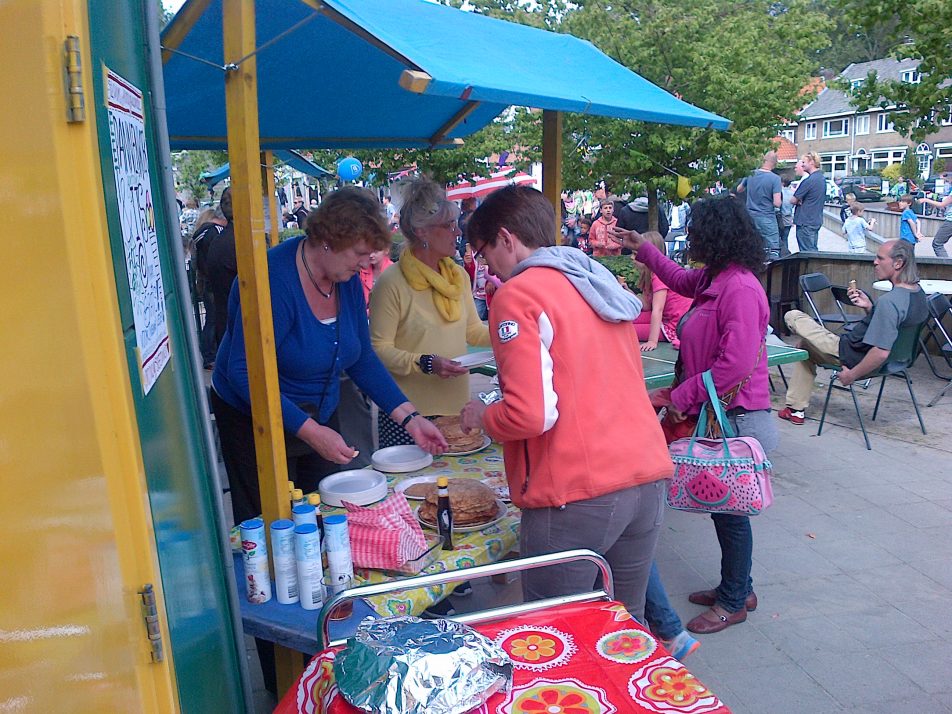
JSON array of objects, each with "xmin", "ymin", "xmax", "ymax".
[{"xmin": 436, "ymin": 477, "xmax": 454, "ymax": 551}]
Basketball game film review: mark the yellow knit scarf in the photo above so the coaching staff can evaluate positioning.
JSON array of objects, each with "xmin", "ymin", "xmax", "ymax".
[{"xmin": 399, "ymin": 248, "xmax": 465, "ymax": 322}]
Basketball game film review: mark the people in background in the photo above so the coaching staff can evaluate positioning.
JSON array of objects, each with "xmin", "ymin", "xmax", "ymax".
[
  {"xmin": 589, "ymin": 198, "xmax": 620, "ymax": 257},
  {"xmin": 631, "ymin": 231, "xmax": 693, "ymax": 350},
  {"xmin": 744, "ymin": 150, "xmax": 782, "ymax": 261},
  {"xmin": 779, "ymin": 240, "xmax": 927, "ymax": 425},
  {"xmin": 791, "ymin": 152, "xmax": 825, "ymax": 251},
  {"xmin": 918, "ymin": 172, "xmax": 952, "ymax": 257},
  {"xmin": 842, "ymin": 203, "xmax": 876, "ymax": 254},
  {"xmin": 898, "ymin": 194, "xmax": 923, "ymax": 244}
]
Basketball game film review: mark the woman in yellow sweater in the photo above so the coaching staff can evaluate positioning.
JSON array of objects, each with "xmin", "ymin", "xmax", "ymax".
[{"xmin": 370, "ymin": 178, "xmax": 491, "ymax": 447}]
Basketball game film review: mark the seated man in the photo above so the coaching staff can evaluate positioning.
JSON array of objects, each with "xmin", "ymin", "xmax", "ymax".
[{"xmin": 778, "ymin": 240, "xmax": 927, "ymax": 424}]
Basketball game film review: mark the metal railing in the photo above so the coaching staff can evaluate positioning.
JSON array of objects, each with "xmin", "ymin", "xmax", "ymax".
[{"xmin": 317, "ymin": 549, "xmax": 613, "ymax": 648}]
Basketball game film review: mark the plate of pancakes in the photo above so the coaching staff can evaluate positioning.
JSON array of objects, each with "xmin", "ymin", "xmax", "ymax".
[
  {"xmin": 415, "ymin": 479, "xmax": 507, "ymax": 532},
  {"xmin": 434, "ymin": 415, "xmax": 491, "ymax": 456}
]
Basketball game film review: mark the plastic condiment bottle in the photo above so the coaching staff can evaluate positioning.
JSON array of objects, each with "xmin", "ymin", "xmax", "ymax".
[
  {"xmin": 437, "ymin": 476, "xmax": 454, "ymax": 551},
  {"xmin": 307, "ymin": 493, "xmax": 328, "ymax": 568}
]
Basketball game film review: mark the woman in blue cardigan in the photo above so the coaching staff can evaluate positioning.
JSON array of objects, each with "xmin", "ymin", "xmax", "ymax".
[{"xmin": 212, "ymin": 187, "xmax": 446, "ymax": 525}]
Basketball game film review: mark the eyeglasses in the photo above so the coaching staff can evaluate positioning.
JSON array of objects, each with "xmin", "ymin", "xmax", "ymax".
[{"xmin": 471, "ymin": 241, "xmax": 488, "ymax": 260}]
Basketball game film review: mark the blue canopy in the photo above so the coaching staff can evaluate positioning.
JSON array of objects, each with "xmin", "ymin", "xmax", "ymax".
[
  {"xmin": 162, "ymin": 0, "xmax": 730, "ymax": 150},
  {"xmin": 198, "ymin": 151, "xmax": 332, "ymax": 187}
]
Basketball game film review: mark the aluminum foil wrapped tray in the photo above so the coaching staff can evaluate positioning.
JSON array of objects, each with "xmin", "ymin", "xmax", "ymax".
[{"xmin": 334, "ymin": 616, "xmax": 512, "ymax": 714}]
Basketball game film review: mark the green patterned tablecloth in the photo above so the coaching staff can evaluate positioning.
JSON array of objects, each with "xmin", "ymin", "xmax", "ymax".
[
  {"xmin": 230, "ymin": 443, "xmax": 520, "ymax": 618},
  {"xmin": 352, "ymin": 443, "xmax": 519, "ymax": 617}
]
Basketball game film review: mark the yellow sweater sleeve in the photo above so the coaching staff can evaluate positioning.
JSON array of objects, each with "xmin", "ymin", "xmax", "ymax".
[{"xmin": 369, "ymin": 266, "xmax": 421, "ymax": 377}]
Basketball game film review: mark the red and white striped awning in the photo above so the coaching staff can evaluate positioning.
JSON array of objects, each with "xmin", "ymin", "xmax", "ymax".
[
  {"xmin": 473, "ymin": 174, "xmax": 513, "ymax": 197},
  {"xmin": 445, "ymin": 180, "xmax": 476, "ymax": 200},
  {"xmin": 511, "ymin": 171, "xmax": 537, "ymax": 187}
]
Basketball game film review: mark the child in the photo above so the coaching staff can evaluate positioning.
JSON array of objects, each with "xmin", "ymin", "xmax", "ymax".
[
  {"xmin": 589, "ymin": 199, "xmax": 621, "ymax": 256},
  {"xmin": 842, "ymin": 204, "xmax": 876, "ymax": 254},
  {"xmin": 472, "ymin": 253, "xmax": 490, "ymax": 320},
  {"xmin": 899, "ymin": 194, "xmax": 923, "ymax": 244},
  {"xmin": 577, "ymin": 216, "xmax": 592, "ymax": 255},
  {"xmin": 631, "ymin": 231, "xmax": 693, "ymax": 350}
]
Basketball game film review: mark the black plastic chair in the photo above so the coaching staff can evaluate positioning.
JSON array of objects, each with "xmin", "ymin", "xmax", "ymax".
[
  {"xmin": 921, "ymin": 293, "xmax": 952, "ymax": 407},
  {"xmin": 799, "ymin": 273, "xmax": 865, "ymax": 330},
  {"xmin": 816, "ymin": 321, "xmax": 927, "ymax": 450}
]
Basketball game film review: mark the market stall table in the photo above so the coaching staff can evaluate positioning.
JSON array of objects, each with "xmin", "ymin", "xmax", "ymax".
[
  {"xmin": 473, "ymin": 341, "xmax": 807, "ymax": 388},
  {"xmin": 230, "ymin": 444, "xmax": 519, "ymax": 652},
  {"xmin": 275, "ymin": 598, "xmax": 731, "ymax": 714},
  {"xmin": 873, "ymin": 279, "xmax": 952, "ymax": 295}
]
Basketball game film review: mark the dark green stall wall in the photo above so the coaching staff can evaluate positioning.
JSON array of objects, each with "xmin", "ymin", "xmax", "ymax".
[{"xmin": 87, "ymin": 1, "xmax": 246, "ymax": 711}]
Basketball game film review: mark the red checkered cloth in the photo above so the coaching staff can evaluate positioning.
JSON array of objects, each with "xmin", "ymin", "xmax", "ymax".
[{"xmin": 341, "ymin": 492, "xmax": 428, "ymax": 570}]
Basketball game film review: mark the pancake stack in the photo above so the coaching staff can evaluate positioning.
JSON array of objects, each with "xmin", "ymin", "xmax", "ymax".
[
  {"xmin": 418, "ymin": 479, "xmax": 499, "ymax": 527},
  {"xmin": 434, "ymin": 415, "xmax": 485, "ymax": 453}
]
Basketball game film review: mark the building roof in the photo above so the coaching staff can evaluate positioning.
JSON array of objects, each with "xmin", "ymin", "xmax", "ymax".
[
  {"xmin": 772, "ymin": 135, "xmax": 799, "ymax": 163},
  {"xmin": 799, "ymin": 58, "xmax": 920, "ymax": 120},
  {"xmin": 161, "ymin": 0, "xmax": 729, "ymax": 151}
]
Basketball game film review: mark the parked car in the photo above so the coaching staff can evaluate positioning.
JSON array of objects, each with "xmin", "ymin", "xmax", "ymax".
[{"xmin": 836, "ymin": 175, "xmax": 883, "ymax": 202}]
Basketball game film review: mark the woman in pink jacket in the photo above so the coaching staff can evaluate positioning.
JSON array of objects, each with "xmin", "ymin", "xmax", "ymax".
[{"xmin": 614, "ymin": 196, "xmax": 778, "ymax": 635}]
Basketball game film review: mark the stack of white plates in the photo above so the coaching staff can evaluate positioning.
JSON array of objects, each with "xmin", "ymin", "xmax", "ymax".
[
  {"xmin": 319, "ymin": 469, "xmax": 388, "ymax": 507},
  {"xmin": 371, "ymin": 445, "xmax": 433, "ymax": 473},
  {"xmin": 452, "ymin": 350, "xmax": 494, "ymax": 369}
]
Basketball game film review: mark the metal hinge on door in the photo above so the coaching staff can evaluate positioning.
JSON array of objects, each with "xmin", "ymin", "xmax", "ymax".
[
  {"xmin": 138, "ymin": 584, "xmax": 165, "ymax": 663},
  {"xmin": 63, "ymin": 35, "xmax": 86, "ymax": 122}
]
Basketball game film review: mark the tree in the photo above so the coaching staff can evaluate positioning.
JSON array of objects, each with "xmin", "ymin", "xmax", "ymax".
[
  {"xmin": 172, "ymin": 150, "xmax": 228, "ymax": 203},
  {"xmin": 305, "ymin": 108, "xmax": 542, "ymax": 186},
  {"xmin": 552, "ymin": 0, "xmax": 830, "ymax": 227},
  {"xmin": 836, "ymin": 0, "xmax": 952, "ymax": 141},
  {"xmin": 809, "ymin": 1, "xmax": 899, "ymax": 74}
]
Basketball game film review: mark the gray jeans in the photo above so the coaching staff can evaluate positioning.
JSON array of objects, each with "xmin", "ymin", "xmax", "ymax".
[
  {"xmin": 727, "ymin": 408, "xmax": 779, "ymax": 454},
  {"xmin": 932, "ymin": 222, "xmax": 952, "ymax": 258},
  {"xmin": 519, "ymin": 480, "xmax": 665, "ymax": 621},
  {"xmin": 795, "ymin": 224, "xmax": 819, "ymax": 252},
  {"xmin": 750, "ymin": 213, "xmax": 781, "ymax": 261}
]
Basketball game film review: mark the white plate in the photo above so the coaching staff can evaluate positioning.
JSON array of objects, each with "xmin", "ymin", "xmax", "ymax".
[
  {"xmin": 416, "ymin": 499, "xmax": 508, "ymax": 533},
  {"xmin": 371, "ymin": 445, "xmax": 434, "ymax": 474},
  {"xmin": 451, "ymin": 351, "xmax": 495, "ymax": 369},
  {"xmin": 394, "ymin": 476, "xmax": 437, "ymax": 500},
  {"xmin": 319, "ymin": 469, "xmax": 388, "ymax": 507},
  {"xmin": 443, "ymin": 435, "xmax": 492, "ymax": 457}
]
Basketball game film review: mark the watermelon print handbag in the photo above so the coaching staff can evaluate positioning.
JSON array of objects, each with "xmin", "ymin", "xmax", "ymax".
[{"xmin": 666, "ymin": 371, "xmax": 774, "ymax": 516}]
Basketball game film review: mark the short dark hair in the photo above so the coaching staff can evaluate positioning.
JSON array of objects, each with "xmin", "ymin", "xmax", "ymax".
[
  {"xmin": 304, "ymin": 186, "xmax": 390, "ymax": 251},
  {"xmin": 900, "ymin": 194, "xmax": 915, "ymax": 204},
  {"xmin": 687, "ymin": 196, "xmax": 765, "ymax": 274},
  {"xmin": 467, "ymin": 186, "xmax": 556, "ymax": 250}
]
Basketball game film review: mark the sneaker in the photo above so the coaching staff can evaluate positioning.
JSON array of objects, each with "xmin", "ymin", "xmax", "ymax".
[
  {"xmin": 662, "ymin": 631, "xmax": 700, "ymax": 661},
  {"xmin": 453, "ymin": 581, "xmax": 473, "ymax": 597},
  {"xmin": 778, "ymin": 407, "xmax": 805, "ymax": 425},
  {"xmin": 421, "ymin": 599, "xmax": 457, "ymax": 619}
]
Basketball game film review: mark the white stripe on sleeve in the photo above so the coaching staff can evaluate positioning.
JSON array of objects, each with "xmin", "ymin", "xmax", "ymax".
[{"xmin": 537, "ymin": 310, "xmax": 559, "ymax": 432}]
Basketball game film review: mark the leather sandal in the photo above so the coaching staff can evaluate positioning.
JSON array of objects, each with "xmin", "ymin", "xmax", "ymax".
[
  {"xmin": 688, "ymin": 589, "xmax": 758, "ymax": 611},
  {"xmin": 687, "ymin": 605, "xmax": 747, "ymax": 634}
]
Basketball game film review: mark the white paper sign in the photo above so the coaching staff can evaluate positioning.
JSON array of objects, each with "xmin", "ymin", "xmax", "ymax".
[{"xmin": 106, "ymin": 68, "xmax": 170, "ymax": 394}]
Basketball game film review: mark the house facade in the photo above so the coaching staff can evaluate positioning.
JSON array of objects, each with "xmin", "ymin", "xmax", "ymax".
[{"xmin": 788, "ymin": 58, "xmax": 952, "ymax": 180}]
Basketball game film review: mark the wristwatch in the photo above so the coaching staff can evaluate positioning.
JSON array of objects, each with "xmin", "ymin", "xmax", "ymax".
[{"xmin": 418, "ymin": 354, "xmax": 435, "ymax": 375}]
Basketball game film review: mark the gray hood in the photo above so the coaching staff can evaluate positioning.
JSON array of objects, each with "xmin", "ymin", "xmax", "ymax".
[{"xmin": 511, "ymin": 246, "xmax": 642, "ymax": 322}]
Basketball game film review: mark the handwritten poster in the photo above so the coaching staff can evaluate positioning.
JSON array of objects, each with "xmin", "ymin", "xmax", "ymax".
[{"xmin": 106, "ymin": 68, "xmax": 170, "ymax": 394}]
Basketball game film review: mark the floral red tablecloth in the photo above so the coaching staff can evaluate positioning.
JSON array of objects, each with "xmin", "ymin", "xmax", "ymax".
[{"xmin": 275, "ymin": 599, "xmax": 731, "ymax": 714}]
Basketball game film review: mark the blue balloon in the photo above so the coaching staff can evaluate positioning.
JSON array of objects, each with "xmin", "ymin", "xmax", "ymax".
[{"xmin": 337, "ymin": 157, "xmax": 363, "ymax": 181}]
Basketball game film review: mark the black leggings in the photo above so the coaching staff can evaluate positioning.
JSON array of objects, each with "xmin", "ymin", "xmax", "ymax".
[{"xmin": 211, "ymin": 390, "xmax": 340, "ymax": 526}]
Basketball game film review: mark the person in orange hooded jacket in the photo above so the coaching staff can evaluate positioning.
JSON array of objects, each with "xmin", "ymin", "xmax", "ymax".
[{"xmin": 460, "ymin": 186, "xmax": 672, "ymax": 620}]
